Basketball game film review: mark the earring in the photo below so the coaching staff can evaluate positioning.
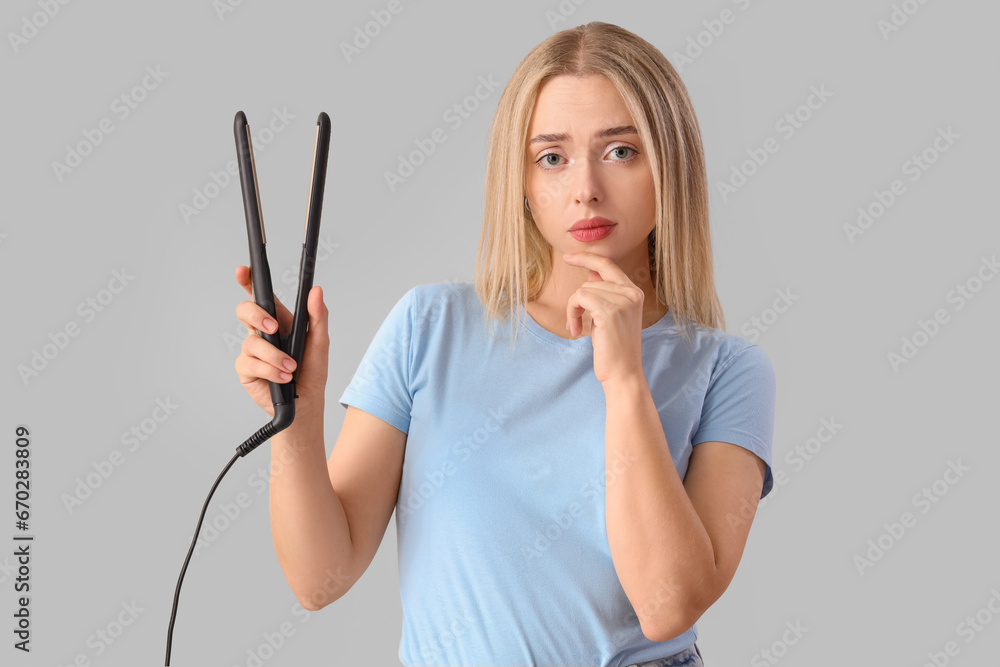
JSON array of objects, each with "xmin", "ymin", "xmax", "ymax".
[{"xmin": 524, "ymin": 196, "xmax": 531, "ymax": 213}]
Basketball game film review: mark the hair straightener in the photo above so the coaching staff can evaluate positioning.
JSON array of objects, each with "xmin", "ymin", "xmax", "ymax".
[{"xmin": 164, "ymin": 110, "xmax": 331, "ymax": 666}]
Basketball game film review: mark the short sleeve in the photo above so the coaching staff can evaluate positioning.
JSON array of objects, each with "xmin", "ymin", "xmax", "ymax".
[
  {"xmin": 337, "ymin": 288, "xmax": 415, "ymax": 434},
  {"xmin": 692, "ymin": 343, "xmax": 776, "ymax": 499}
]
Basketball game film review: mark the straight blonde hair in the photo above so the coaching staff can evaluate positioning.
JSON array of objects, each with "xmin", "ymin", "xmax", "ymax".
[{"xmin": 475, "ymin": 21, "xmax": 724, "ymax": 350}]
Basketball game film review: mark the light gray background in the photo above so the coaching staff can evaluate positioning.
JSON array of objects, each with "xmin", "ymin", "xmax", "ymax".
[{"xmin": 3, "ymin": 1, "xmax": 998, "ymax": 665}]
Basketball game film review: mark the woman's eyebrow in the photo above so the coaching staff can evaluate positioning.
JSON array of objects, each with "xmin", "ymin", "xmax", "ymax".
[{"xmin": 529, "ymin": 125, "xmax": 639, "ymax": 145}]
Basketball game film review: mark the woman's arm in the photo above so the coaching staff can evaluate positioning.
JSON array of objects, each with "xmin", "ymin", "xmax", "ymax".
[
  {"xmin": 602, "ymin": 374, "xmax": 766, "ymax": 642},
  {"xmin": 269, "ymin": 404, "xmax": 406, "ymax": 611}
]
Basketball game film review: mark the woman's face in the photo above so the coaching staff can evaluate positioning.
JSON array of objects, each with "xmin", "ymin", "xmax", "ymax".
[{"xmin": 524, "ymin": 74, "xmax": 656, "ymax": 262}]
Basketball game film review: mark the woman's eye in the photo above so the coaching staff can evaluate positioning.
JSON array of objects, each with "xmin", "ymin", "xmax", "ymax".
[
  {"xmin": 534, "ymin": 147, "xmax": 637, "ymax": 169},
  {"xmin": 609, "ymin": 146, "xmax": 637, "ymax": 161},
  {"xmin": 536, "ymin": 153, "xmax": 565, "ymax": 168}
]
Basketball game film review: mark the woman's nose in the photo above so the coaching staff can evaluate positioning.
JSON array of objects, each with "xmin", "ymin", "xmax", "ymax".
[{"xmin": 572, "ymin": 158, "xmax": 602, "ymax": 205}]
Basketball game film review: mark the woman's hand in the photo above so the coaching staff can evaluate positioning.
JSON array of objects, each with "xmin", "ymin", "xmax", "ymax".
[
  {"xmin": 562, "ymin": 252, "xmax": 646, "ymax": 386},
  {"xmin": 233, "ymin": 265, "xmax": 330, "ymax": 416}
]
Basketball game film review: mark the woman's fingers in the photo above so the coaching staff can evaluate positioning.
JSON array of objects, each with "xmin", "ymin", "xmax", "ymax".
[
  {"xmin": 235, "ymin": 352, "xmax": 293, "ymax": 386},
  {"xmin": 234, "ymin": 265, "xmax": 294, "ymax": 332},
  {"xmin": 233, "ymin": 273, "xmax": 329, "ymax": 415},
  {"xmin": 240, "ymin": 333, "xmax": 296, "ymax": 377},
  {"xmin": 304, "ymin": 285, "xmax": 329, "ymax": 350},
  {"xmin": 236, "ymin": 299, "xmax": 283, "ymax": 337}
]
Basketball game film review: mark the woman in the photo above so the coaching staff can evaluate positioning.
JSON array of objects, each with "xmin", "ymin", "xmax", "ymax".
[{"xmin": 234, "ymin": 21, "xmax": 774, "ymax": 667}]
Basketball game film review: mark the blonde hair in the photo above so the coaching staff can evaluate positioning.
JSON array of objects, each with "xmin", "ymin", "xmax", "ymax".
[{"xmin": 475, "ymin": 21, "xmax": 724, "ymax": 350}]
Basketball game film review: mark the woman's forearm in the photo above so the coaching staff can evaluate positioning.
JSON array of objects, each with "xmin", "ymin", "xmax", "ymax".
[
  {"xmin": 268, "ymin": 401, "xmax": 355, "ymax": 610},
  {"xmin": 602, "ymin": 374, "xmax": 717, "ymax": 641}
]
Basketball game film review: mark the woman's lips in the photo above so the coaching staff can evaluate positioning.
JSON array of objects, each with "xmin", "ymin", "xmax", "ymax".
[
  {"xmin": 569, "ymin": 216, "xmax": 616, "ymax": 231},
  {"xmin": 569, "ymin": 224, "xmax": 616, "ymax": 242}
]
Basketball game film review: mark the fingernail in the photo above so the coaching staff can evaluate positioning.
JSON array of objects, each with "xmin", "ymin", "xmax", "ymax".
[
  {"xmin": 263, "ymin": 317, "xmax": 277, "ymax": 332},
  {"xmin": 282, "ymin": 358, "xmax": 296, "ymax": 371},
  {"xmin": 279, "ymin": 372, "xmax": 292, "ymax": 381}
]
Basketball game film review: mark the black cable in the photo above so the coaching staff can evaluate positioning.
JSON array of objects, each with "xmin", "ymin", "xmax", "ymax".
[
  {"xmin": 164, "ymin": 450, "xmax": 239, "ymax": 665},
  {"xmin": 164, "ymin": 416, "xmax": 281, "ymax": 665}
]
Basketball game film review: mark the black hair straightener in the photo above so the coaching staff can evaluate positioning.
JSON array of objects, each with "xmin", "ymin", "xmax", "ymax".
[{"xmin": 164, "ymin": 110, "xmax": 331, "ymax": 665}]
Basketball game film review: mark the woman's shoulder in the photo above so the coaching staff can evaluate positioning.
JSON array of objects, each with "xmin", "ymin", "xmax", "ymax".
[
  {"xmin": 406, "ymin": 280, "xmax": 477, "ymax": 332},
  {"xmin": 407, "ymin": 280, "xmax": 475, "ymax": 311},
  {"xmin": 665, "ymin": 316, "xmax": 774, "ymax": 381}
]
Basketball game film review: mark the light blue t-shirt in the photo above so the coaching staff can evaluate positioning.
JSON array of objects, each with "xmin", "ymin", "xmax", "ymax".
[{"xmin": 338, "ymin": 281, "xmax": 775, "ymax": 667}]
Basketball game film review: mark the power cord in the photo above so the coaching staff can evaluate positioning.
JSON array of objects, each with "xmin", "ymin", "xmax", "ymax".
[{"xmin": 163, "ymin": 419, "xmax": 281, "ymax": 665}]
